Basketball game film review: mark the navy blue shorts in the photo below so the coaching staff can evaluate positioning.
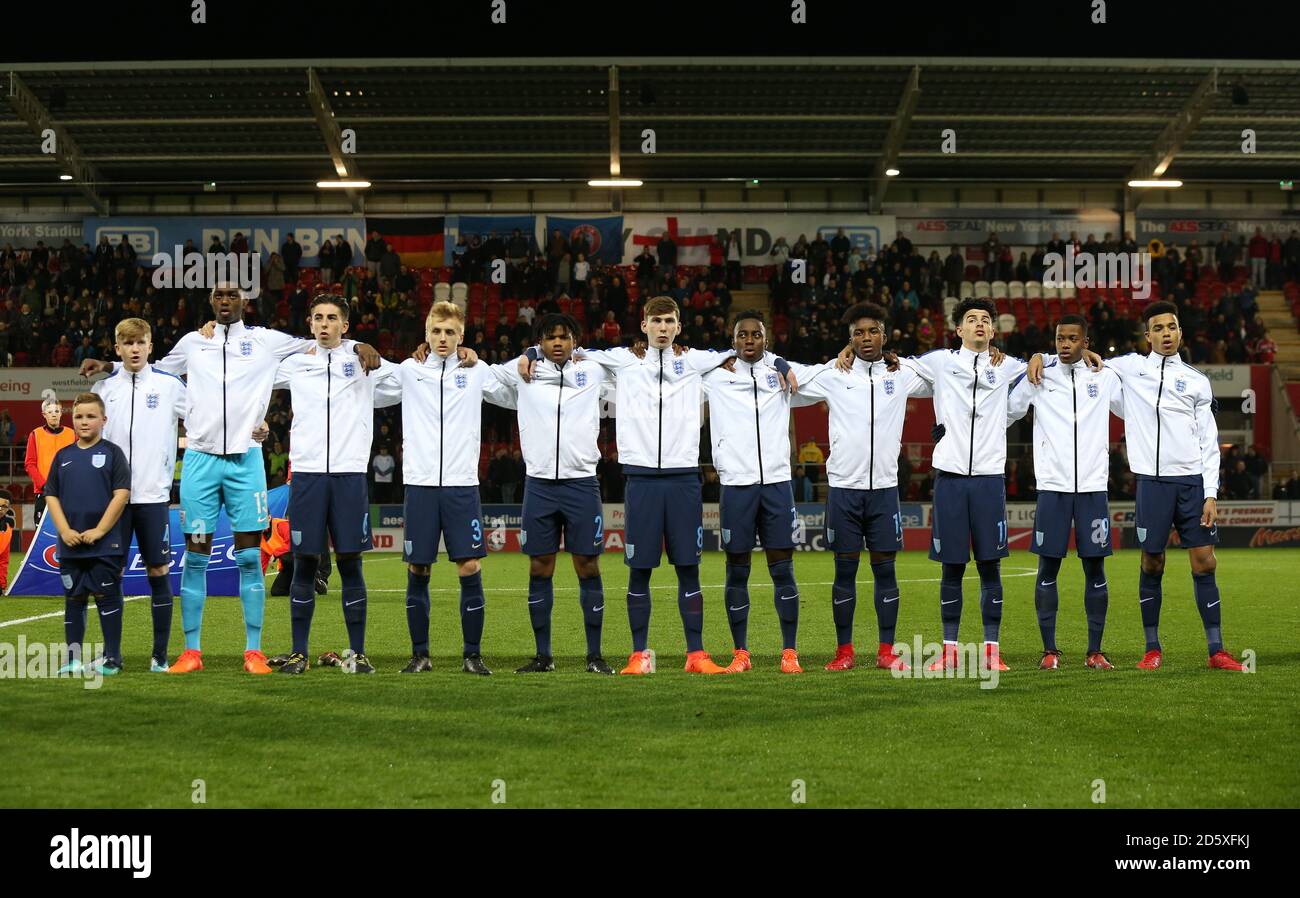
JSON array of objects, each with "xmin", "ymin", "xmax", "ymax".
[
  {"xmin": 1033, "ymin": 491, "xmax": 1112, "ymax": 558},
  {"xmin": 123, "ymin": 502, "xmax": 171, "ymax": 568},
  {"xmin": 720, "ymin": 482, "xmax": 799, "ymax": 554},
  {"xmin": 59, "ymin": 556, "xmax": 124, "ymax": 599},
  {"xmin": 521, "ymin": 476, "xmax": 603, "ymax": 557},
  {"xmin": 287, "ymin": 473, "xmax": 372, "ymax": 555},
  {"xmin": 826, "ymin": 486, "xmax": 903, "ymax": 553},
  {"xmin": 929, "ymin": 472, "xmax": 1008, "ymax": 564},
  {"xmin": 403, "ymin": 485, "xmax": 486, "ymax": 564},
  {"xmin": 1135, "ymin": 475, "xmax": 1219, "ymax": 552},
  {"xmin": 624, "ymin": 474, "xmax": 704, "ymax": 568}
]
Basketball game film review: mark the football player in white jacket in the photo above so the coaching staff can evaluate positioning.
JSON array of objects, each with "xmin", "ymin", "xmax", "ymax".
[
  {"xmin": 792, "ymin": 302, "xmax": 933, "ymax": 672},
  {"xmin": 270, "ymin": 295, "xmax": 400, "ymax": 675},
  {"xmin": 701, "ymin": 311, "xmax": 804, "ymax": 673},
  {"xmin": 1007, "ymin": 315, "xmax": 1124, "ymax": 670}
]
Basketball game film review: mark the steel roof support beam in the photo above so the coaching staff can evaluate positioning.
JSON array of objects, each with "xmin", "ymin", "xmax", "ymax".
[
  {"xmin": 6, "ymin": 72, "xmax": 106, "ymax": 213},
  {"xmin": 870, "ymin": 66, "xmax": 920, "ymax": 213},
  {"xmin": 306, "ymin": 66, "xmax": 363, "ymax": 212}
]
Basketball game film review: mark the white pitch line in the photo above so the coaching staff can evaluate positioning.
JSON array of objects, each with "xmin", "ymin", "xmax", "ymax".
[
  {"xmin": 0, "ymin": 596, "xmax": 147, "ymax": 629},
  {"xmin": 0, "ymin": 569, "xmax": 1039, "ymax": 627}
]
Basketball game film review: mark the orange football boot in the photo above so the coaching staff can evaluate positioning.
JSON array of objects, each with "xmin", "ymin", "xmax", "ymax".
[
  {"xmin": 1039, "ymin": 650, "xmax": 1061, "ymax": 670},
  {"xmin": 168, "ymin": 649, "xmax": 203, "ymax": 674},
  {"xmin": 876, "ymin": 642, "xmax": 909, "ymax": 671},
  {"xmin": 779, "ymin": 648, "xmax": 803, "ymax": 674},
  {"xmin": 1137, "ymin": 649, "xmax": 1163, "ymax": 670},
  {"xmin": 1085, "ymin": 651, "xmax": 1114, "ymax": 670},
  {"xmin": 683, "ymin": 650, "xmax": 727, "ymax": 674},
  {"xmin": 620, "ymin": 650, "xmax": 654, "ymax": 675},
  {"xmin": 723, "ymin": 648, "xmax": 751, "ymax": 673},
  {"xmin": 825, "ymin": 644, "xmax": 855, "ymax": 671},
  {"xmin": 243, "ymin": 649, "xmax": 273, "ymax": 674}
]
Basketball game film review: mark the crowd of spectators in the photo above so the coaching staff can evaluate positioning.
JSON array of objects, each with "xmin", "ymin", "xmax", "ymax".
[{"xmin": 3, "ymin": 221, "xmax": 1297, "ymax": 506}]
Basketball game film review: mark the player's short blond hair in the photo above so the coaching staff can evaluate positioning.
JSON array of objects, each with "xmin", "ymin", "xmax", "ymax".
[
  {"xmin": 426, "ymin": 301, "xmax": 465, "ymax": 333},
  {"xmin": 642, "ymin": 296, "xmax": 681, "ymax": 321},
  {"xmin": 114, "ymin": 317, "xmax": 151, "ymax": 343}
]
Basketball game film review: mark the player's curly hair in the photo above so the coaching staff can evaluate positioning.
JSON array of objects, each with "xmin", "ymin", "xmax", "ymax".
[
  {"xmin": 844, "ymin": 302, "xmax": 890, "ymax": 330},
  {"xmin": 951, "ymin": 297, "xmax": 997, "ymax": 327},
  {"xmin": 535, "ymin": 313, "xmax": 580, "ymax": 342}
]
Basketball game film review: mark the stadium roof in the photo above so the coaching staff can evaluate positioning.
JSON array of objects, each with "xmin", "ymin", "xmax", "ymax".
[{"xmin": 2, "ymin": 57, "xmax": 1298, "ymax": 202}]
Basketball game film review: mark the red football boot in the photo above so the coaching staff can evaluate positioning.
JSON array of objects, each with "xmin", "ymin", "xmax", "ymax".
[
  {"xmin": 1208, "ymin": 650, "xmax": 1245, "ymax": 671},
  {"xmin": 927, "ymin": 643, "xmax": 959, "ymax": 671},
  {"xmin": 876, "ymin": 642, "xmax": 909, "ymax": 671},
  {"xmin": 824, "ymin": 644, "xmax": 855, "ymax": 671},
  {"xmin": 1039, "ymin": 650, "xmax": 1061, "ymax": 670},
  {"xmin": 984, "ymin": 643, "xmax": 1010, "ymax": 672},
  {"xmin": 1137, "ymin": 649, "xmax": 1163, "ymax": 670}
]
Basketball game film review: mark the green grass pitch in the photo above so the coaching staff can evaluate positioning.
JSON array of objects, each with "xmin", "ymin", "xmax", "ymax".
[{"xmin": 1, "ymin": 548, "xmax": 1297, "ymax": 808}]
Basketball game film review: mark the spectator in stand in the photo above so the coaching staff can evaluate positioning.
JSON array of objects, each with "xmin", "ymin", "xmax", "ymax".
[
  {"xmin": 544, "ymin": 229, "xmax": 567, "ymax": 287},
  {"xmin": 1254, "ymin": 332, "xmax": 1276, "ymax": 363},
  {"xmin": 1224, "ymin": 459, "xmax": 1253, "ymax": 500},
  {"xmin": 701, "ymin": 468, "xmax": 721, "ymax": 502},
  {"xmin": 1015, "ymin": 251, "xmax": 1031, "ymax": 282},
  {"xmin": 1285, "ymin": 229, "xmax": 1300, "ymax": 284},
  {"xmin": 364, "ymin": 230, "xmax": 386, "ymax": 279},
  {"xmin": 555, "ymin": 252, "xmax": 571, "ymax": 296},
  {"xmin": 51, "ymin": 335, "xmax": 75, "ymax": 366},
  {"xmin": 263, "ymin": 252, "xmax": 285, "ymax": 322},
  {"xmin": 690, "ymin": 278, "xmax": 714, "ymax": 314},
  {"xmin": 1244, "ymin": 446, "xmax": 1268, "ymax": 497},
  {"xmin": 1268, "ymin": 234, "xmax": 1284, "ymax": 289},
  {"xmin": 280, "ymin": 233, "xmax": 302, "ymax": 287},
  {"xmin": 573, "ymin": 252, "xmax": 590, "ymax": 298},
  {"xmin": 504, "ymin": 449, "xmax": 525, "ymax": 503},
  {"xmin": 73, "ymin": 335, "xmax": 97, "ymax": 365},
  {"xmin": 997, "ymin": 244, "xmax": 1014, "ymax": 281},
  {"xmin": 792, "ymin": 465, "xmax": 814, "ymax": 502},
  {"xmin": 654, "ymin": 232, "xmax": 677, "ymax": 286},
  {"xmin": 371, "ymin": 444, "xmax": 396, "ymax": 504},
  {"xmin": 1272, "ymin": 471, "xmax": 1293, "ymax": 499},
  {"xmin": 266, "ymin": 439, "xmax": 288, "ymax": 488},
  {"xmin": 332, "ymin": 234, "xmax": 352, "ymax": 285},
  {"xmin": 1215, "ymin": 232, "xmax": 1238, "ymax": 282},
  {"xmin": 604, "ymin": 275, "xmax": 628, "ymax": 318},
  {"xmin": 229, "ymin": 231, "xmax": 249, "ymax": 258},
  {"xmin": 317, "ymin": 236, "xmax": 335, "ymax": 286},
  {"xmin": 982, "ymin": 233, "xmax": 1001, "ymax": 280},
  {"xmin": 897, "ymin": 450, "xmax": 913, "ymax": 501},
  {"xmin": 0, "ymin": 410, "xmax": 13, "ymax": 447},
  {"xmin": 724, "ymin": 229, "xmax": 743, "ymax": 290},
  {"xmin": 797, "ymin": 438, "xmax": 825, "ymax": 484},
  {"xmin": 943, "ymin": 246, "xmax": 965, "ymax": 297},
  {"xmin": 507, "ymin": 228, "xmax": 530, "ymax": 267},
  {"xmin": 379, "ymin": 241, "xmax": 401, "ymax": 285},
  {"xmin": 600, "ymin": 310, "xmax": 621, "ymax": 347},
  {"xmin": 1247, "ymin": 227, "xmax": 1269, "ymax": 288},
  {"xmin": 708, "ymin": 234, "xmax": 725, "ymax": 284}
]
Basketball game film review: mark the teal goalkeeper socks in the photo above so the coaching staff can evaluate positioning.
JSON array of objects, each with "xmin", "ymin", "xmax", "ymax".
[
  {"xmin": 235, "ymin": 547, "xmax": 265, "ymax": 652},
  {"xmin": 180, "ymin": 550, "xmax": 211, "ymax": 651}
]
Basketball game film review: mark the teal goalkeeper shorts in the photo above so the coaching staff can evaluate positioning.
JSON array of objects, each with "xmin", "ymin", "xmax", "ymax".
[{"xmin": 179, "ymin": 447, "xmax": 269, "ymax": 536}]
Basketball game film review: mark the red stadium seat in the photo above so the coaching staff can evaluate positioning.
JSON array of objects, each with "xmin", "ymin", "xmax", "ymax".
[
  {"xmin": 995, "ymin": 298, "xmax": 1010, "ymax": 315},
  {"xmin": 503, "ymin": 300, "xmax": 520, "ymax": 320},
  {"xmin": 437, "ymin": 267, "xmax": 453, "ymax": 283},
  {"xmin": 418, "ymin": 267, "xmax": 435, "ymax": 286}
]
